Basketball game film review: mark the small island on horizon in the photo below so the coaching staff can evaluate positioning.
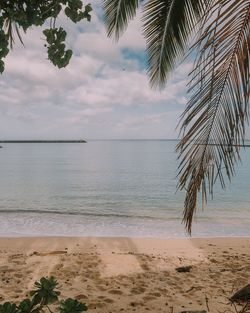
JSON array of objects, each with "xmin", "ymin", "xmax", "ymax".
[{"xmin": 0, "ymin": 140, "xmax": 87, "ymax": 143}]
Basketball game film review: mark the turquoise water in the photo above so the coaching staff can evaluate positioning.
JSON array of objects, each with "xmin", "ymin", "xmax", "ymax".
[{"xmin": 0, "ymin": 140, "xmax": 250, "ymax": 237}]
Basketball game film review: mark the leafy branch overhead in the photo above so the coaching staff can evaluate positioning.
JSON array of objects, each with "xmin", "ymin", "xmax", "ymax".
[
  {"xmin": 0, "ymin": 1, "xmax": 92, "ymax": 73},
  {"xmin": 103, "ymin": 0, "xmax": 250, "ymax": 233}
]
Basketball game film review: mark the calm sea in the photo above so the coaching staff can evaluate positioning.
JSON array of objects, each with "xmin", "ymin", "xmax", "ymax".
[{"xmin": 0, "ymin": 140, "xmax": 250, "ymax": 237}]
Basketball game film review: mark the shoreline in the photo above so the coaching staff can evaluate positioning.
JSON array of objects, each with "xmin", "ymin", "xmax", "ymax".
[
  {"xmin": 0, "ymin": 236, "xmax": 249, "ymax": 312},
  {"xmin": 1, "ymin": 234, "xmax": 250, "ymax": 239},
  {"xmin": 1, "ymin": 210, "xmax": 250, "ymax": 238}
]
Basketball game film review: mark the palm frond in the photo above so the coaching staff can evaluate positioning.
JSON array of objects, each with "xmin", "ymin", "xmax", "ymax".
[
  {"xmin": 177, "ymin": 0, "xmax": 250, "ymax": 234},
  {"xmin": 103, "ymin": 0, "xmax": 139, "ymax": 40},
  {"xmin": 4, "ymin": 18, "xmax": 24, "ymax": 49},
  {"xmin": 4, "ymin": 18, "xmax": 15, "ymax": 49},
  {"xmin": 142, "ymin": 0, "xmax": 207, "ymax": 88}
]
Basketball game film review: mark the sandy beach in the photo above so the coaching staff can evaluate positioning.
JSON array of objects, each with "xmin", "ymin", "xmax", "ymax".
[{"xmin": 0, "ymin": 236, "xmax": 249, "ymax": 312}]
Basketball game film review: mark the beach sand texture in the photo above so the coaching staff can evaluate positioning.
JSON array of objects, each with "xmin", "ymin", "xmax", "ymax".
[{"xmin": 0, "ymin": 237, "xmax": 249, "ymax": 312}]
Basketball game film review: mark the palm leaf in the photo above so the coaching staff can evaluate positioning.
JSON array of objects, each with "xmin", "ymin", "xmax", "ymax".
[
  {"xmin": 4, "ymin": 18, "xmax": 24, "ymax": 49},
  {"xmin": 4, "ymin": 18, "xmax": 15, "ymax": 49},
  {"xmin": 103, "ymin": 0, "xmax": 139, "ymax": 40},
  {"xmin": 142, "ymin": 0, "xmax": 207, "ymax": 88},
  {"xmin": 177, "ymin": 0, "xmax": 250, "ymax": 234}
]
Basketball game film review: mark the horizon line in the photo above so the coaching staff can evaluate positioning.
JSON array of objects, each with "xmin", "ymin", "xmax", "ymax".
[{"xmin": 0, "ymin": 140, "xmax": 87, "ymax": 143}]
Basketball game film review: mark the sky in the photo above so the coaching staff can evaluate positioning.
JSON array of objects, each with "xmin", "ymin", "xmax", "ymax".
[{"xmin": 0, "ymin": 2, "xmax": 192, "ymax": 140}]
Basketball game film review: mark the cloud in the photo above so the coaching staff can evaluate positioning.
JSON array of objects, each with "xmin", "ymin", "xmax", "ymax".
[{"xmin": 0, "ymin": 5, "xmax": 190, "ymax": 139}]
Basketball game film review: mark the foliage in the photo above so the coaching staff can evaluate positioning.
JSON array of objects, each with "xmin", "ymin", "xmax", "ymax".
[
  {"xmin": 103, "ymin": 0, "xmax": 250, "ymax": 233},
  {"xmin": 0, "ymin": 303, "xmax": 17, "ymax": 313},
  {"xmin": 0, "ymin": 1, "xmax": 92, "ymax": 73},
  {"xmin": 0, "ymin": 277, "xmax": 88, "ymax": 313},
  {"xmin": 18, "ymin": 299, "xmax": 40, "ymax": 313},
  {"xmin": 103, "ymin": 0, "xmax": 206, "ymax": 88},
  {"xmin": 59, "ymin": 299, "xmax": 88, "ymax": 313},
  {"xmin": 30, "ymin": 276, "xmax": 60, "ymax": 305}
]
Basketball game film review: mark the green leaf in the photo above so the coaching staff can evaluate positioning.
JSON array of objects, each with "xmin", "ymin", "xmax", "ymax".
[
  {"xmin": 84, "ymin": 4, "xmax": 92, "ymax": 22},
  {"xmin": 0, "ymin": 60, "xmax": 5, "ymax": 74},
  {"xmin": 142, "ymin": 0, "xmax": 205, "ymax": 88},
  {"xmin": 65, "ymin": 7, "xmax": 73, "ymax": 19},
  {"xmin": 103, "ymin": 0, "xmax": 139, "ymax": 40},
  {"xmin": 65, "ymin": 0, "xmax": 91, "ymax": 23},
  {"xmin": 0, "ymin": 303, "xmax": 17, "ymax": 313},
  {"xmin": 0, "ymin": 31, "xmax": 9, "ymax": 59},
  {"xmin": 29, "ymin": 294, "xmax": 41, "ymax": 308},
  {"xmin": 85, "ymin": 4, "xmax": 92, "ymax": 14},
  {"xmin": 43, "ymin": 29, "xmax": 55, "ymax": 45},
  {"xmin": 17, "ymin": 299, "xmax": 34, "ymax": 313},
  {"xmin": 43, "ymin": 28, "xmax": 73, "ymax": 68},
  {"xmin": 30, "ymin": 277, "xmax": 60, "ymax": 306},
  {"xmin": 0, "ymin": 1, "xmax": 91, "ymax": 71},
  {"xmin": 59, "ymin": 299, "xmax": 88, "ymax": 313},
  {"xmin": 177, "ymin": 0, "xmax": 250, "ymax": 234}
]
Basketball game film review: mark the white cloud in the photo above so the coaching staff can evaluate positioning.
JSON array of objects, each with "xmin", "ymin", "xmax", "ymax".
[{"xmin": 0, "ymin": 5, "xmax": 190, "ymax": 139}]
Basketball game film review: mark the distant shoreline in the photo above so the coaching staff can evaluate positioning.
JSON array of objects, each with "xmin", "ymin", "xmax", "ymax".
[{"xmin": 0, "ymin": 140, "xmax": 87, "ymax": 143}]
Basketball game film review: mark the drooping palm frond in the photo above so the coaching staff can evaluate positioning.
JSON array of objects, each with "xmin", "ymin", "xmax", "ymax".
[
  {"xmin": 103, "ymin": 0, "xmax": 139, "ymax": 40},
  {"xmin": 142, "ymin": 0, "xmax": 207, "ymax": 88},
  {"xmin": 4, "ymin": 18, "xmax": 15, "ymax": 49},
  {"xmin": 177, "ymin": 0, "xmax": 250, "ymax": 234}
]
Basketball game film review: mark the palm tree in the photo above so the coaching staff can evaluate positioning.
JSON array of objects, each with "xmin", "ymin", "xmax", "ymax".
[{"xmin": 103, "ymin": 0, "xmax": 250, "ymax": 233}]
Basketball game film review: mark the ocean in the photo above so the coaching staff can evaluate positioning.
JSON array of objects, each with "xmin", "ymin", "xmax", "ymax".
[{"xmin": 0, "ymin": 140, "xmax": 250, "ymax": 237}]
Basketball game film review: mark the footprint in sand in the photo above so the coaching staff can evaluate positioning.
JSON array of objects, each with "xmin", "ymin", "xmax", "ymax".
[
  {"xmin": 157, "ymin": 288, "xmax": 168, "ymax": 295},
  {"xmin": 103, "ymin": 298, "xmax": 114, "ymax": 304},
  {"xmin": 13, "ymin": 290, "xmax": 23, "ymax": 295},
  {"xmin": 88, "ymin": 302, "xmax": 106, "ymax": 309},
  {"xmin": 148, "ymin": 292, "xmax": 161, "ymax": 297},
  {"xmin": 9, "ymin": 254, "xmax": 23, "ymax": 259},
  {"xmin": 75, "ymin": 294, "xmax": 89, "ymax": 300},
  {"xmin": 140, "ymin": 263, "xmax": 150, "ymax": 271},
  {"xmin": 54, "ymin": 263, "xmax": 64, "ymax": 270},
  {"xmin": 97, "ymin": 296, "xmax": 114, "ymax": 304},
  {"xmin": 130, "ymin": 286, "xmax": 146, "ymax": 295},
  {"xmin": 108, "ymin": 289, "xmax": 123, "ymax": 295},
  {"xmin": 143, "ymin": 295, "xmax": 157, "ymax": 301},
  {"xmin": 130, "ymin": 301, "xmax": 144, "ymax": 307},
  {"xmin": 97, "ymin": 285, "xmax": 107, "ymax": 291}
]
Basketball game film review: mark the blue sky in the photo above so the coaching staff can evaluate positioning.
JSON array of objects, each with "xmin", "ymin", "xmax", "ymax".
[{"xmin": 0, "ymin": 3, "xmax": 192, "ymax": 140}]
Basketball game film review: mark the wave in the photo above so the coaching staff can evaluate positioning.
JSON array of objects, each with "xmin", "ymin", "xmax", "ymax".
[
  {"xmin": 0, "ymin": 208, "xmax": 178, "ymax": 221},
  {"xmin": 1, "ymin": 209, "xmax": 249, "ymax": 222}
]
